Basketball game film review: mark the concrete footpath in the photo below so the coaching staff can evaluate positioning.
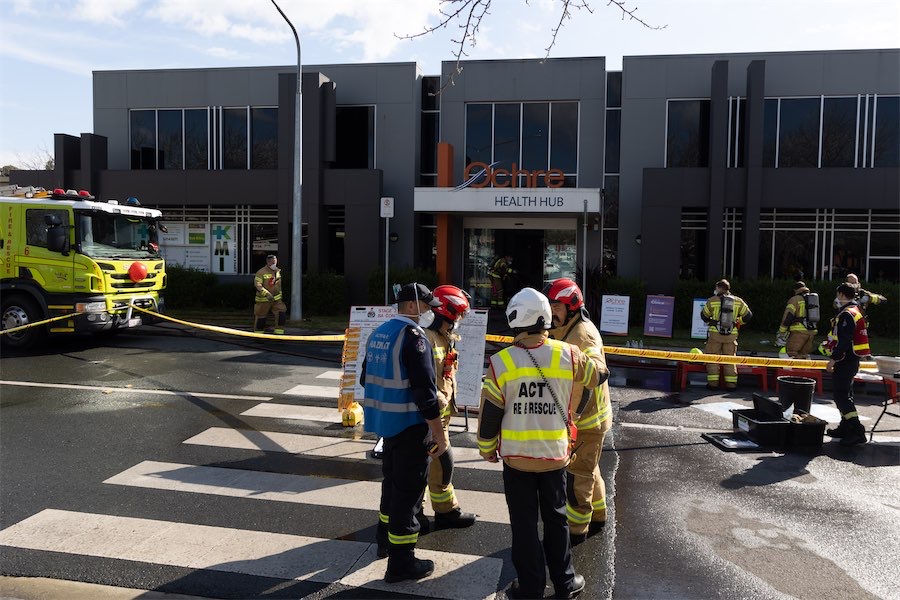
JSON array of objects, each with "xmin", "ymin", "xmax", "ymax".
[{"xmin": 0, "ymin": 576, "xmax": 205, "ymax": 600}]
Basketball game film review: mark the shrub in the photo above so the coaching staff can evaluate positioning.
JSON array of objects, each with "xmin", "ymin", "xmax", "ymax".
[
  {"xmin": 367, "ymin": 267, "xmax": 438, "ymax": 304},
  {"xmin": 163, "ymin": 266, "xmax": 218, "ymax": 309}
]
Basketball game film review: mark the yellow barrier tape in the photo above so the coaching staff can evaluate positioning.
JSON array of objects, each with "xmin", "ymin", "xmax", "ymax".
[
  {"xmin": 131, "ymin": 306, "xmax": 345, "ymax": 342},
  {"xmin": 0, "ymin": 312, "xmax": 80, "ymax": 335}
]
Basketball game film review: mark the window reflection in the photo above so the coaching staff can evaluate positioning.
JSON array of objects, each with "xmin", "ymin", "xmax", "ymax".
[
  {"xmin": 185, "ymin": 109, "xmax": 208, "ymax": 170},
  {"xmin": 223, "ymin": 108, "xmax": 248, "ymax": 169},
  {"xmin": 158, "ymin": 109, "xmax": 183, "ymax": 170},
  {"xmin": 551, "ymin": 102, "xmax": 578, "ymax": 174},
  {"xmin": 822, "ymin": 97, "xmax": 857, "ymax": 167},
  {"xmin": 130, "ymin": 110, "xmax": 156, "ymax": 170},
  {"xmin": 874, "ymin": 95, "xmax": 899, "ymax": 167},
  {"xmin": 251, "ymin": 108, "xmax": 277, "ymax": 169},
  {"xmin": 666, "ymin": 100, "xmax": 710, "ymax": 167},
  {"xmin": 778, "ymin": 98, "xmax": 820, "ymax": 167}
]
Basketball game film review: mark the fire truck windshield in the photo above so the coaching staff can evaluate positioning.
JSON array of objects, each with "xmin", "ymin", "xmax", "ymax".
[{"xmin": 76, "ymin": 210, "xmax": 158, "ymax": 259}]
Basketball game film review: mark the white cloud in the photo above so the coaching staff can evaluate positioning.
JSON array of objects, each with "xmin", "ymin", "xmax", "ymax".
[
  {"xmin": 72, "ymin": 0, "xmax": 141, "ymax": 26},
  {"xmin": 204, "ymin": 46, "xmax": 243, "ymax": 59},
  {"xmin": 0, "ymin": 37, "xmax": 94, "ymax": 76}
]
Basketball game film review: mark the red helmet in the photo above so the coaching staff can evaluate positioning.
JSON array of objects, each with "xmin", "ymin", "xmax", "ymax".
[
  {"xmin": 542, "ymin": 278, "xmax": 584, "ymax": 311},
  {"xmin": 432, "ymin": 285, "xmax": 471, "ymax": 322}
]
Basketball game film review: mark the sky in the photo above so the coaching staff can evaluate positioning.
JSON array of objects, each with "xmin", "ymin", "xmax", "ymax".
[{"xmin": 0, "ymin": 0, "xmax": 898, "ymax": 168}]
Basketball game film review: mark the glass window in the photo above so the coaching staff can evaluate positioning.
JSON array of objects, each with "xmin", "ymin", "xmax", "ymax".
[
  {"xmin": 605, "ymin": 110, "xmax": 620, "ymax": 174},
  {"xmin": 420, "ymin": 112, "xmax": 438, "ymax": 176},
  {"xmin": 727, "ymin": 98, "xmax": 746, "ymax": 168},
  {"xmin": 251, "ymin": 107, "xmax": 277, "ymax": 169},
  {"xmin": 465, "ymin": 103, "xmax": 493, "ymax": 167},
  {"xmin": 778, "ymin": 98, "xmax": 819, "ymax": 167},
  {"xmin": 873, "ymin": 95, "xmax": 899, "ymax": 168},
  {"xmin": 666, "ymin": 100, "xmax": 710, "ymax": 167},
  {"xmin": 158, "ymin": 109, "xmax": 183, "ymax": 170},
  {"xmin": 26, "ymin": 209, "xmax": 69, "ymax": 247},
  {"xmin": 464, "ymin": 228, "xmax": 496, "ymax": 308},
  {"xmin": 422, "ymin": 76, "xmax": 440, "ymax": 111},
  {"xmin": 607, "ymin": 72, "xmax": 622, "ymax": 108},
  {"xmin": 762, "ymin": 99, "xmax": 778, "ymax": 168},
  {"xmin": 869, "ymin": 231, "xmax": 900, "ymax": 258},
  {"xmin": 822, "ymin": 97, "xmax": 857, "ymax": 167},
  {"xmin": 601, "ymin": 230, "xmax": 618, "ymax": 276},
  {"xmin": 521, "ymin": 103, "xmax": 549, "ymax": 172},
  {"xmin": 869, "ymin": 258, "xmax": 899, "ymax": 282},
  {"xmin": 550, "ymin": 102, "xmax": 578, "ymax": 174},
  {"xmin": 184, "ymin": 109, "xmax": 208, "ymax": 170},
  {"xmin": 335, "ymin": 106, "xmax": 375, "ymax": 169},
  {"xmin": 602, "ymin": 175, "xmax": 618, "ymax": 229},
  {"xmin": 774, "ymin": 230, "xmax": 816, "ymax": 278},
  {"xmin": 223, "ymin": 107, "xmax": 248, "ymax": 169},
  {"xmin": 493, "ymin": 104, "xmax": 521, "ymax": 185},
  {"xmin": 758, "ymin": 229, "xmax": 774, "ymax": 277},
  {"xmin": 130, "ymin": 109, "xmax": 156, "ymax": 170}
]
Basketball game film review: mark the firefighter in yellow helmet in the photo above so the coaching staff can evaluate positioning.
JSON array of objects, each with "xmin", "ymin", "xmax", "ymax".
[
  {"xmin": 253, "ymin": 254, "xmax": 286, "ymax": 334},
  {"xmin": 543, "ymin": 278, "xmax": 611, "ymax": 546},
  {"xmin": 478, "ymin": 287, "xmax": 607, "ymax": 599},
  {"xmin": 775, "ymin": 281, "xmax": 820, "ymax": 359},
  {"xmin": 701, "ymin": 279, "xmax": 752, "ymax": 390},
  {"xmin": 421, "ymin": 285, "xmax": 477, "ymax": 529}
]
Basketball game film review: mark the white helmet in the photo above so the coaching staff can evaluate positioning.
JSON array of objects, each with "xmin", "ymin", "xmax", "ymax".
[{"xmin": 506, "ymin": 287, "xmax": 552, "ymax": 330}]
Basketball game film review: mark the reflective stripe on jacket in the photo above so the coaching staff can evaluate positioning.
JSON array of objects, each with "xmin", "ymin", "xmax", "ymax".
[
  {"xmin": 254, "ymin": 267, "xmax": 282, "ymax": 302},
  {"xmin": 362, "ymin": 318, "xmax": 427, "ymax": 437},
  {"xmin": 779, "ymin": 294, "xmax": 810, "ymax": 333},
  {"xmin": 424, "ymin": 327, "xmax": 457, "ymax": 418},
  {"xmin": 830, "ymin": 303, "xmax": 870, "ymax": 359},
  {"xmin": 490, "ymin": 339, "xmax": 576, "ymax": 461},
  {"xmin": 702, "ymin": 294, "xmax": 751, "ymax": 335}
]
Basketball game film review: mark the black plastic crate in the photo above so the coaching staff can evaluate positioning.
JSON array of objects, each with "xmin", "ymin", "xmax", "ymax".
[
  {"xmin": 731, "ymin": 408, "xmax": 789, "ymax": 448},
  {"xmin": 786, "ymin": 410, "xmax": 826, "ymax": 450}
]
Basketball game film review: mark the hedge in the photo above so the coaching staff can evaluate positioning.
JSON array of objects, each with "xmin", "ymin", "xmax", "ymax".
[{"xmin": 164, "ymin": 266, "xmax": 349, "ymax": 316}]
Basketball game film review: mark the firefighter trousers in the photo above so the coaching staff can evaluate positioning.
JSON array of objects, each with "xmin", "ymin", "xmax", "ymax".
[
  {"xmin": 502, "ymin": 463, "xmax": 577, "ymax": 598},
  {"xmin": 786, "ymin": 330, "xmax": 816, "ymax": 358},
  {"xmin": 705, "ymin": 332, "xmax": 738, "ymax": 388},
  {"xmin": 377, "ymin": 423, "xmax": 430, "ymax": 569},
  {"xmin": 427, "ymin": 413, "xmax": 459, "ymax": 514},
  {"xmin": 566, "ymin": 427, "xmax": 607, "ymax": 535},
  {"xmin": 832, "ymin": 359, "xmax": 861, "ymax": 417}
]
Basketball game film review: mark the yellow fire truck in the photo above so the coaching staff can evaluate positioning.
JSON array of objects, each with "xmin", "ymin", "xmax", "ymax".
[{"xmin": 0, "ymin": 186, "xmax": 167, "ymax": 348}]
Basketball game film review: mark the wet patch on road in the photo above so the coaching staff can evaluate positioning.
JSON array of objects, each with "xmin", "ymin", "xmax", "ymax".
[{"xmin": 685, "ymin": 501, "xmax": 879, "ymax": 600}]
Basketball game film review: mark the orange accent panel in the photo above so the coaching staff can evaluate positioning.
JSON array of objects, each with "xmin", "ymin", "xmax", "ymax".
[
  {"xmin": 436, "ymin": 213, "xmax": 451, "ymax": 283},
  {"xmin": 437, "ymin": 142, "xmax": 454, "ymax": 188}
]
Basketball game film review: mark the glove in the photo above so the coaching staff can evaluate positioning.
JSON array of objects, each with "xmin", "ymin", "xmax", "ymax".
[
  {"xmin": 775, "ymin": 332, "xmax": 788, "ymax": 347},
  {"xmin": 266, "ymin": 291, "xmax": 275, "ymax": 300}
]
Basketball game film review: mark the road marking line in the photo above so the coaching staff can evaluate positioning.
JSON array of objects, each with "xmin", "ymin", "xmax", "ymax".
[
  {"xmin": 183, "ymin": 427, "xmax": 502, "ymax": 472},
  {"xmin": 283, "ymin": 384, "xmax": 340, "ymax": 399},
  {"xmin": 241, "ymin": 402, "xmax": 479, "ymax": 430},
  {"xmin": 0, "ymin": 380, "xmax": 269, "ymax": 402},
  {"xmin": 315, "ymin": 370, "xmax": 344, "ymax": 380},
  {"xmin": 104, "ymin": 461, "xmax": 510, "ymax": 523},
  {"xmin": 0, "ymin": 509, "xmax": 502, "ymax": 600},
  {"xmin": 693, "ymin": 401, "xmax": 869, "ymax": 423}
]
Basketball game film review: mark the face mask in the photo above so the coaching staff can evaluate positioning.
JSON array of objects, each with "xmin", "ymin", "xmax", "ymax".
[
  {"xmin": 833, "ymin": 297, "xmax": 841, "ymax": 309},
  {"xmin": 269, "ymin": 263, "xmax": 277, "ymax": 270},
  {"xmin": 418, "ymin": 310, "xmax": 435, "ymax": 328}
]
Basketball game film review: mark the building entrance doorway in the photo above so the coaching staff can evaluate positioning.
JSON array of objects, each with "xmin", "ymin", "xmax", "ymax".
[{"xmin": 462, "ymin": 217, "xmax": 577, "ymax": 309}]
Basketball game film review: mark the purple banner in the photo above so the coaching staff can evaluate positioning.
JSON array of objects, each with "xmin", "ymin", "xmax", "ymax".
[{"xmin": 643, "ymin": 295, "xmax": 675, "ymax": 338}]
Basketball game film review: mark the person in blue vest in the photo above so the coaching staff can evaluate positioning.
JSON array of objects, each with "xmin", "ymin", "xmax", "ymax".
[{"xmin": 361, "ymin": 282, "xmax": 449, "ymax": 583}]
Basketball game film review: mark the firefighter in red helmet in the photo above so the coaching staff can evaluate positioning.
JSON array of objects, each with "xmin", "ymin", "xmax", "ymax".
[
  {"xmin": 421, "ymin": 285, "xmax": 478, "ymax": 529},
  {"xmin": 542, "ymin": 278, "xmax": 612, "ymax": 546}
]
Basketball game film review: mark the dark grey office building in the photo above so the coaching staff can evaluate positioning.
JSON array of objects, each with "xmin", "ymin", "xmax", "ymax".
[{"xmin": 14, "ymin": 48, "xmax": 898, "ymax": 303}]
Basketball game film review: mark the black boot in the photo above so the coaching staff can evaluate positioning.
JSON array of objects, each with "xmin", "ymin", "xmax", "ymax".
[
  {"xmin": 416, "ymin": 510, "xmax": 432, "ymax": 535},
  {"xmin": 554, "ymin": 574, "xmax": 585, "ymax": 599},
  {"xmin": 569, "ymin": 531, "xmax": 587, "ymax": 547},
  {"xmin": 434, "ymin": 507, "xmax": 477, "ymax": 529},
  {"xmin": 826, "ymin": 420, "xmax": 850, "ymax": 438},
  {"xmin": 838, "ymin": 418, "xmax": 867, "ymax": 446},
  {"xmin": 588, "ymin": 520, "xmax": 606, "ymax": 536},
  {"xmin": 384, "ymin": 557, "xmax": 435, "ymax": 583}
]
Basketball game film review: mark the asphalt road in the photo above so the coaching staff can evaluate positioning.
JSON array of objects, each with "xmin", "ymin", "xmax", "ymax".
[{"xmin": 1, "ymin": 324, "xmax": 897, "ymax": 600}]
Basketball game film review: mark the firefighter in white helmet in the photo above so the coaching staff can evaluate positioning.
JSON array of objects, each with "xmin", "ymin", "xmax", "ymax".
[
  {"xmin": 543, "ymin": 278, "xmax": 611, "ymax": 546},
  {"xmin": 478, "ymin": 287, "xmax": 607, "ymax": 599}
]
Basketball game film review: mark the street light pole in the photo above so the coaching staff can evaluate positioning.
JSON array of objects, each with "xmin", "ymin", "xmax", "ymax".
[{"xmin": 271, "ymin": 0, "xmax": 303, "ymax": 321}]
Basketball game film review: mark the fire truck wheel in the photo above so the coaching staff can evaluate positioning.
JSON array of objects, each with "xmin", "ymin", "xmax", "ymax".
[{"xmin": 1, "ymin": 295, "xmax": 45, "ymax": 349}]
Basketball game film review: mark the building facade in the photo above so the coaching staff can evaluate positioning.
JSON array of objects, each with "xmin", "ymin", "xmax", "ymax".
[{"xmin": 14, "ymin": 48, "xmax": 899, "ymax": 304}]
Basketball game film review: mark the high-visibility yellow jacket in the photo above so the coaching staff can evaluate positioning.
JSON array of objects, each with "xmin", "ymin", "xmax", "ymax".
[
  {"xmin": 548, "ymin": 315, "xmax": 611, "ymax": 433},
  {"xmin": 701, "ymin": 293, "xmax": 751, "ymax": 336},
  {"xmin": 478, "ymin": 332, "xmax": 603, "ymax": 472},
  {"xmin": 779, "ymin": 293, "xmax": 814, "ymax": 334},
  {"xmin": 254, "ymin": 266, "xmax": 282, "ymax": 302},
  {"xmin": 424, "ymin": 326, "xmax": 458, "ymax": 418}
]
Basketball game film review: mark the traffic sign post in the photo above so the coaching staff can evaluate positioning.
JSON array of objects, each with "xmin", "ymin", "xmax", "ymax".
[{"xmin": 380, "ymin": 197, "xmax": 394, "ymax": 304}]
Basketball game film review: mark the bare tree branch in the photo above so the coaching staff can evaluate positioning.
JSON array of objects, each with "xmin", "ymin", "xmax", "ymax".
[{"xmin": 397, "ymin": 0, "xmax": 665, "ymax": 93}]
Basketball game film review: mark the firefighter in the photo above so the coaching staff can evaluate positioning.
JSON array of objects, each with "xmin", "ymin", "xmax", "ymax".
[
  {"xmin": 543, "ymin": 278, "xmax": 611, "ymax": 546},
  {"xmin": 478, "ymin": 287, "xmax": 607, "ymax": 599},
  {"xmin": 361, "ymin": 283, "xmax": 449, "ymax": 583},
  {"xmin": 701, "ymin": 279, "xmax": 752, "ymax": 390},
  {"xmin": 823, "ymin": 283, "xmax": 872, "ymax": 446},
  {"xmin": 422, "ymin": 284, "xmax": 478, "ymax": 529},
  {"xmin": 253, "ymin": 254, "xmax": 286, "ymax": 334},
  {"xmin": 775, "ymin": 281, "xmax": 819, "ymax": 359},
  {"xmin": 846, "ymin": 272, "xmax": 888, "ymax": 320},
  {"xmin": 489, "ymin": 254, "xmax": 514, "ymax": 308}
]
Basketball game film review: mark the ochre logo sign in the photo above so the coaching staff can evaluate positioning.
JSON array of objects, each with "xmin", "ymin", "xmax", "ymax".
[{"xmin": 463, "ymin": 161, "xmax": 565, "ymax": 189}]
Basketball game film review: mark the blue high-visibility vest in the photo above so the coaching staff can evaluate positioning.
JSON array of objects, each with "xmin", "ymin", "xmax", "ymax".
[{"xmin": 363, "ymin": 317, "xmax": 427, "ymax": 438}]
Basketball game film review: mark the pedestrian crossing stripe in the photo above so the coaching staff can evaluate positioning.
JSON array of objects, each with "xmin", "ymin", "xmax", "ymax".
[
  {"xmin": 183, "ymin": 427, "xmax": 502, "ymax": 471},
  {"xmin": 104, "ymin": 461, "xmax": 511, "ymax": 524},
  {"xmin": 239, "ymin": 402, "xmax": 481, "ymax": 432},
  {"xmin": 0, "ymin": 380, "xmax": 270, "ymax": 402},
  {"xmin": 283, "ymin": 384, "xmax": 341, "ymax": 399},
  {"xmin": 315, "ymin": 370, "xmax": 344, "ymax": 380},
  {"xmin": 0, "ymin": 509, "xmax": 502, "ymax": 600}
]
